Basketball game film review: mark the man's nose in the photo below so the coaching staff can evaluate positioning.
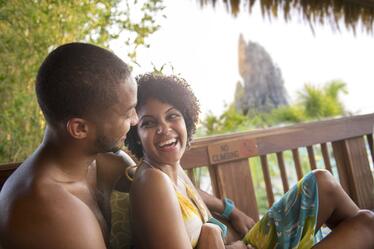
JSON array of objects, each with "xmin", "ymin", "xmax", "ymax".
[{"xmin": 131, "ymin": 112, "xmax": 139, "ymax": 126}]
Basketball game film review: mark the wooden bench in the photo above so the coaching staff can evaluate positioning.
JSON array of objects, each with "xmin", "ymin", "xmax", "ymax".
[
  {"xmin": 1, "ymin": 113, "xmax": 374, "ymax": 221},
  {"xmin": 180, "ymin": 113, "xmax": 374, "ymax": 221}
]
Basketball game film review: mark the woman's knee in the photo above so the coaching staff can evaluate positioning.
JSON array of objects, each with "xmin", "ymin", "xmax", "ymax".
[
  {"xmin": 313, "ymin": 169, "xmax": 340, "ymax": 194},
  {"xmin": 354, "ymin": 210, "xmax": 374, "ymax": 232}
]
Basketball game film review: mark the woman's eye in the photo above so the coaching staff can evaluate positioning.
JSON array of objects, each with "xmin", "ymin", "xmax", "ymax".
[
  {"xmin": 168, "ymin": 113, "xmax": 180, "ymax": 119},
  {"xmin": 140, "ymin": 120, "xmax": 155, "ymax": 128}
]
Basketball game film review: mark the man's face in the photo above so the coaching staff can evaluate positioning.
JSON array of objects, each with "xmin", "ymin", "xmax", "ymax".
[{"xmin": 94, "ymin": 77, "xmax": 138, "ymax": 153}]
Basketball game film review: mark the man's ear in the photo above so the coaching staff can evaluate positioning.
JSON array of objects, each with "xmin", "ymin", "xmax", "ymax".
[{"xmin": 66, "ymin": 118, "xmax": 90, "ymax": 139}]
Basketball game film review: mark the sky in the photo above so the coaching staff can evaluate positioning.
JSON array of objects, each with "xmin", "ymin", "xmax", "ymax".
[{"xmin": 112, "ymin": 0, "xmax": 374, "ymax": 117}]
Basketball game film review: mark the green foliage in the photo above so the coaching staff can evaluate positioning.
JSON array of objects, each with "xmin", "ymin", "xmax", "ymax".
[
  {"xmin": 199, "ymin": 80, "xmax": 349, "ymax": 136},
  {"xmin": 299, "ymin": 80, "xmax": 347, "ymax": 119},
  {"xmin": 201, "ymin": 105, "xmax": 256, "ymax": 135},
  {"xmin": 0, "ymin": 0, "xmax": 164, "ymax": 163},
  {"xmin": 270, "ymin": 105, "xmax": 306, "ymax": 123}
]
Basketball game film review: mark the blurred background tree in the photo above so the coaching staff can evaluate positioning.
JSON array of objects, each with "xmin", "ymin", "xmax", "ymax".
[
  {"xmin": 0, "ymin": 0, "xmax": 164, "ymax": 162},
  {"xmin": 200, "ymin": 80, "xmax": 349, "ymax": 136}
]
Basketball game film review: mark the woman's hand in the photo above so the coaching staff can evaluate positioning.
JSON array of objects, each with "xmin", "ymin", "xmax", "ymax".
[
  {"xmin": 225, "ymin": 241, "xmax": 254, "ymax": 249},
  {"xmin": 229, "ymin": 208, "xmax": 255, "ymax": 238},
  {"xmin": 197, "ymin": 223, "xmax": 225, "ymax": 249}
]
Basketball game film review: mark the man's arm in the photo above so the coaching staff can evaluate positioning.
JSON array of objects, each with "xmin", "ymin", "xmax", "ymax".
[
  {"xmin": 198, "ymin": 189, "xmax": 255, "ymax": 238},
  {"xmin": 96, "ymin": 150, "xmax": 136, "ymax": 193}
]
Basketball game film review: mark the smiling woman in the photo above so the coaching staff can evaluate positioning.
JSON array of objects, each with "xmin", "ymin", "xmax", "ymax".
[
  {"xmin": 126, "ymin": 73, "xmax": 200, "ymax": 159},
  {"xmin": 125, "ymin": 74, "xmax": 229, "ymax": 249},
  {"xmin": 124, "ymin": 73, "xmax": 374, "ymax": 249}
]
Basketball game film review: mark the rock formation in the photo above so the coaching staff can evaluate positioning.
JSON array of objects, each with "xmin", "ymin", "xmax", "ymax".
[{"xmin": 235, "ymin": 34, "xmax": 288, "ymax": 114}]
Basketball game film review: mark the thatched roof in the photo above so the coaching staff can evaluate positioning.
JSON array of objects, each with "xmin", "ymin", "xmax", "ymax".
[{"xmin": 199, "ymin": 0, "xmax": 374, "ymax": 33}]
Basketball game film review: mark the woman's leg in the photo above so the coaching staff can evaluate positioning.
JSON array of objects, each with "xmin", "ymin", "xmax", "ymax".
[
  {"xmin": 313, "ymin": 169, "xmax": 374, "ymax": 248},
  {"xmin": 314, "ymin": 169, "xmax": 359, "ymax": 230},
  {"xmin": 313, "ymin": 210, "xmax": 374, "ymax": 249}
]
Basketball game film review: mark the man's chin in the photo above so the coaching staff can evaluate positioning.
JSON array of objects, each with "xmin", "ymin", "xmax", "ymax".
[
  {"xmin": 94, "ymin": 137, "xmax": 125, "ymax": 154},
  {"xmin": 108, "ymin": 142, "xmax": 125, "ymax": 153},
  {"xmin": 109, "ymin": 146, "xmax": 121, "ymax": 153}
]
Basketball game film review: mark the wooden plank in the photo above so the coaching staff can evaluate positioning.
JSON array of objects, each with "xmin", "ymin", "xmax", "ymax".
[
  {"xmin": 320, "ymin": 143, "xmax": 332, "ymax": 173},
  {"xmin": 191, "ymin": 114, "xmax": 374, "ymax": 150},
  {"xmin": 332, "ymin": 137, "xmax": 374, "ymax": 209},
  {"xmin": 208, "ymin": 165, "xmax": 220, "ymax": 198},
  {"xmin": 0, "ymin": 162, "xmax": 21, "ymax": 190},
  {"xmin": 307, "ymin": 146, "xmax": 317, "ymax": 170},
  {"xmin": 332, "ymin": 140, "xmax": 352, "ymax": 195},
  {"xmin": 366, "ymin": 134, "xmax": 374, "ymax": 164},
  {"xmin": 181, "ymin": 146, "xmax": 210, "ymax": 169},
  {"xmin": 182, "ymin": 114, "xmax": 374, "ymax": 168},
  {"xmin": 292, "ymin": 148, "xmax": 303, "ymax": 180},
  {"xmin": 186, "ymin": 169, "xmax": 196, "ymax": 186},
  {"xmin": 214, "ymin": 159, "xmax": 259, "ymax": 221},
  {"xmin": 276, "ymin": 152, "xmax": 289, "ymax": 193},
  {"xmin": 260, "ymin": 155, "xmax": 274, "ymax": 207},
  {"xmin": 207, "ymin": 139, "xmax": 258, "ymax": 164}
]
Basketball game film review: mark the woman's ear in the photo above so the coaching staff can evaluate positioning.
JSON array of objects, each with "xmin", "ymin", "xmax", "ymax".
[{"xmin": 66, "ymin": 118, "xmax": 89, "ymax": 139}]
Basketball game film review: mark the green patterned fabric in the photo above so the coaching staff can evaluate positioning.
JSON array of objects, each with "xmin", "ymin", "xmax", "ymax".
[
  {"xmin": 110, "ymin": 191, "xmax": 133, "ymax": 249},
  {"xmin": 243, "ymin": 172, "xmax": 322, "ymax": 249}
]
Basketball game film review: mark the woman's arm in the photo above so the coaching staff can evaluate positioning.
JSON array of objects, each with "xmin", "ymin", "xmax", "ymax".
[
  {"xmin": 197, "ymin": 190, "xmax": 255, "ymax": 238},
  {"xmin": 130, "ymin": 168, "xmax": 193, "ymax": 249}
]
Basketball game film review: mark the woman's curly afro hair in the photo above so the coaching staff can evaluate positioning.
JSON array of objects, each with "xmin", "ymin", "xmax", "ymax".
[{"xmin": 125, "ymin": 73, "xmax": 200, "ymax": 160}]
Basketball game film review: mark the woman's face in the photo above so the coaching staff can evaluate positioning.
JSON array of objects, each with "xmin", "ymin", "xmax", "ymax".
[{"xmin": 137, "ymin": 98, "xmax": 188, "ymax": 166}]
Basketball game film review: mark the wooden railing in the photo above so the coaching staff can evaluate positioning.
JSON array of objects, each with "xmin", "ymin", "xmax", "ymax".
[
  {"xmin": 0, "ymin": 162, "xmax": 20, "ymax": 190},
  {"xmin": 1, "ymin": 114, "xmax": 374, "ymax": 220},
  {"xmin": 181, "ymin": 113, "xmax": 374, "ymax": 221}
]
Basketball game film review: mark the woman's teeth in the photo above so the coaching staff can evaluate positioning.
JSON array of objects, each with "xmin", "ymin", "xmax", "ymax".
[{"xmin": 158, "ymin": 138, "xmax": 177, "ymax": 148}]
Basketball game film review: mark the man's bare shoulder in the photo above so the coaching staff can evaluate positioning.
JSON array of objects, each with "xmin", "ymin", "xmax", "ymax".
[
  {"xmin": 0, "ymin": 165, "xmax": 106, "ymax": 249},
  {"xmin": 97, "ymin": 150, "xmax": 136, "ymax": 170},
  {"xmin": 96, "ymin": 150, "xmax": 136, "ymax": 192}
]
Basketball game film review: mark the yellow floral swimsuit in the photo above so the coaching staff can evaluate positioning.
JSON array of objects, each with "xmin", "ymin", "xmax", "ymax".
[{"xmin": 174, "ymin": 177, "xmax": 210, "ymax": 248}]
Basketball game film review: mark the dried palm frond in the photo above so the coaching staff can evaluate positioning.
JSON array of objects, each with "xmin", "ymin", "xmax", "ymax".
[{"xmin": 198, "ymin": 0, "xmax": 374, "ymax": 33}]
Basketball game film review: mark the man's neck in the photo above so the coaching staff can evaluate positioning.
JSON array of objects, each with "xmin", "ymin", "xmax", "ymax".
[{"xmin": 39, "ymin": 126, "xmax": 96, "ymax": 182}]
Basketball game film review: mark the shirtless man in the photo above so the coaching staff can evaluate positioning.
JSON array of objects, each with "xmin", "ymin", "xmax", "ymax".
[{"xmin": 0, "ymin": 43, "xmax": 138, "ymax": 249}]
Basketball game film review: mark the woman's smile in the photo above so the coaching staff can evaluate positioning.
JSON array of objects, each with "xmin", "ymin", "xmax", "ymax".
[{"xmin": 137, "ymin": 98, "xmax": 188, "ymax": 165}]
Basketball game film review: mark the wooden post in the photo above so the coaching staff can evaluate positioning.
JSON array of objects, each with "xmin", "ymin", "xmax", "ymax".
[
  {"xmin": 186, "ymin": 169, "xmax": 196, "ymax": 186},
  {"xmin": 276, "ymin": 152, "xmax": 289, "ymax": 193},
  {"xmin": 320, "ymin": 143, "xmax": 332, "ymax": 173},
  {"xmin": 307, "ymin": 146, "xmax": 317, "ymax": 170},
  {"xmin": 260, "ymin": 155, "xmax": 274, "ymax": 207},
  {"xmin": 213, "ymin": 159, "xmax": 259, "ymax": 221},
  {"xmin": 0, "ymin": 162, "xmax": 21, "ymax": 190},
  {"xmin": 292, "ymin": 148, "xmax": 303, "ymax": 180},
  {"xmin": 207, "ymin": 165, "xmax": 220, "ymax": 198},
  {"xmin": 332, "ymin": 137, "xmax": 374, "ymax": 209},
  {"xmin": 366, "ymin": 134, "xmax": 374, "ymax": 164}
]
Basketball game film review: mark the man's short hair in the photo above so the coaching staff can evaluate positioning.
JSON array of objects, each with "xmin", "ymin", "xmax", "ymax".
[{"xmin": 36, "ymin": 42, "xmax": 131, "ymax": 126}]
